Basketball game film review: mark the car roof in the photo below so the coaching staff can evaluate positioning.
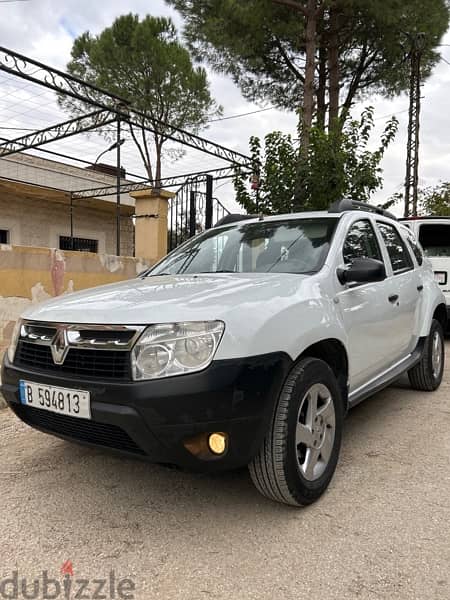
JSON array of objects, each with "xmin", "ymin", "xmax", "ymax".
[
  {"xmin": 214, "ymin": 209, "xmax": 397, "ymax": 230},
  {"xmin": 214, "ymin": 200, "xmax": 398, "ymax": 230}
]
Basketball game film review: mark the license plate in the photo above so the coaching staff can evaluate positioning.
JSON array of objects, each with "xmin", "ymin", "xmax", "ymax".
[
  {"xmin": 19, "ymin": 380, "xmax": 91, "ymax": 420},
  {"xmin": 434, "ymin": 271, "xmax": 447, "ymax": 285}
]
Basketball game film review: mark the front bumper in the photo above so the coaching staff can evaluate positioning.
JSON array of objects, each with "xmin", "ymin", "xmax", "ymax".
[{"xmin": 1, "ymin": 352, "xmax": 292, "ymax": 471}]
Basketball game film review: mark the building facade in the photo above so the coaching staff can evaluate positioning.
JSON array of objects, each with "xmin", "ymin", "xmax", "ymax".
[{"xmin": 0, "ymin": 153, "xmax": 135, "ymax": 256}]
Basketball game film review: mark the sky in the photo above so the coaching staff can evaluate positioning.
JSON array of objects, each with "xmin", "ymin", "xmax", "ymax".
[{"xmin": 0, "ymin": 0, "xmax": 450, "ymax": 215}]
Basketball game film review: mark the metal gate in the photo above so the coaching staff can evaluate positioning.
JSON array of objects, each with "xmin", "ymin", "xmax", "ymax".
[{"xmin": 168, "ymin": 174, "xmax": 230, "ymax": 251}]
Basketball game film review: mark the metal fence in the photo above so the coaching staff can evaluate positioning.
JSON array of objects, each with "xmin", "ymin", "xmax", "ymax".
[{"xmin": 168, "ymin": 174, "xmax": 230, "ymax": 251}]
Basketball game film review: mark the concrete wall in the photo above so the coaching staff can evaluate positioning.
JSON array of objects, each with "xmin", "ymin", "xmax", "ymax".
[
  {"xmin": 0, "ymin": 191, "xmax": 135, "ymax": 258},
  {"xmin": 0, "ymin": 244, "xmax": 151, "ymax": 360}
]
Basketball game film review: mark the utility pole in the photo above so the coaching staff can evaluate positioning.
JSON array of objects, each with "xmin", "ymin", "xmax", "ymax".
[
  {"xmin": 404, "ymin": 32, "xmax": 425, "ymax": 217},
  {"xmin": 116, "ymin": 116, "xmax": 122, "ymax": 256}
]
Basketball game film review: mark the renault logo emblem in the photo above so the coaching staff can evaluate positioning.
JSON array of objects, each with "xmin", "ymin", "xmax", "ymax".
[{"xmin": 51, "ymin": 327, "xmax": 69, "ymax": 365}]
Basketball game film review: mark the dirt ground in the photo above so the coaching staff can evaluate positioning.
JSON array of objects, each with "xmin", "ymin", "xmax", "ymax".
[{"xmin": 0, "ymin": 346, "xmax": 449, "ymax": 600}]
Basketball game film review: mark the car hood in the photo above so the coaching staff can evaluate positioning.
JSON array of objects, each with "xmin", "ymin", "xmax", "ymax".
[{"xmin": 22, "ymin": 272, "xmax": 312, "ymax": 325}]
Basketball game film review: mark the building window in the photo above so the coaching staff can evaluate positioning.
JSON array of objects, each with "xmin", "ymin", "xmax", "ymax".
[
  {"xmin": 0, "ymin": 229, "xmax": 9, "ymax": 244},
  {"xmin": 59, "ymin": 236, "xmax": 99, "ymax": 253}
]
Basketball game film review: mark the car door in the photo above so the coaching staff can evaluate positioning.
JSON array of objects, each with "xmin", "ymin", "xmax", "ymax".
[
  {"xmin": 376, "ymin": 221, "xmax": 421, "ymax": 356},
  {"xmin": 336, "ymin": 219, "xmax": 401, "ymax": 390}
]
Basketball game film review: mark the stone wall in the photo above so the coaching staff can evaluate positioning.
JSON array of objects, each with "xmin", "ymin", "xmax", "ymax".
[{"xmin": 0, "ymin": 244, "xmax": 151, "ymax": 362}]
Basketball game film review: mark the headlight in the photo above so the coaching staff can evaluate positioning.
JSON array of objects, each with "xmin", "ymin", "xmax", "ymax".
[
  {"xmin": 131, "ymin": 321, "xmax": 224, "ymax": 381},
  {"xmin": 7, "ymin": 319, "xmax": 22, "ymax": 363}
]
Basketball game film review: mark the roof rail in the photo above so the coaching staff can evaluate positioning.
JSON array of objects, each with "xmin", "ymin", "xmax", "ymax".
[
  {"xmin": 328, "ymin": 199, "xmax": 397, "ymax": 221},
  {"xmin": 214, "ymin": 214, "xmax": 255, "ymax": 227},
  {"xmin": 399, "ymin": 215, "xmax": 450, "ymax": 221}
]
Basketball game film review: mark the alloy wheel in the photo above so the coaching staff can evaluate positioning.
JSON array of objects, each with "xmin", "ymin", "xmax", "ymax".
[
  {"xmin": 295, "ymin": 383, "xmax": 336, "ymax": 482},
  {"xmin": 431, "ymin": 330, "xmax": 443, "ymax": 379}
]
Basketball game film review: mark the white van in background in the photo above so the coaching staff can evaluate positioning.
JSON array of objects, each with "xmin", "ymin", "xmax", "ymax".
[{"xmin": 401, "ymin": 217, "xmax": 450, "ymax": 327}]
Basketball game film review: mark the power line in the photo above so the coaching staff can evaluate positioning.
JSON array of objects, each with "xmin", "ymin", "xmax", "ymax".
[
  {"xmin": 0, "ymin": 107, "xmax": 278, "ymax": 133},
  {"xmin": 374, "ymin": 107, "xmax": 410, "ymax": 121},
  {"xmin": 0, "ymin": 125, "xmax": 36, "ymax": 131},
  {"xmin": 207, "ymin": 106, "xmax": 276, "ymax": 123}
]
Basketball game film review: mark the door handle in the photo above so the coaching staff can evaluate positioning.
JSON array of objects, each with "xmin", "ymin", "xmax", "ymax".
[
  {"xmin": 388, "ymin": 294, "xmax": 399, "ymax": 304},
  {"xmin": 417, "ymin": 285, "xmax": 424, "ymax": 292}
]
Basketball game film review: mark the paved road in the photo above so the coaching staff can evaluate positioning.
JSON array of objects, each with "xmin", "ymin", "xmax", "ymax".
[{"xmin": 0, "ymin": 347, "xmax": 449, "ymax": 600}]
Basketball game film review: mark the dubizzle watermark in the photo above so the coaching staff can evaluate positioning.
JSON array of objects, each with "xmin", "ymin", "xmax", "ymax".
[{"xmin": 0, "ymin": 561, "xmax": 135, "ymax": 599}]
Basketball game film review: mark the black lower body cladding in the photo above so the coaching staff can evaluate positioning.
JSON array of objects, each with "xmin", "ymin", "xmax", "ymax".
[{"xmin": 1, "ymin": 352, "xmax": 292, "ymax": 472}]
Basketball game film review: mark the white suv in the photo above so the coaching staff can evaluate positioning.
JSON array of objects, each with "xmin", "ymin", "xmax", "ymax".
[
  {"xmin": 400, "ymin": 217, "xmax": 450, "ymax": 328},
  {"xmin": 2, "ymin": 200, "xmax": 446, "ymax": 507}
]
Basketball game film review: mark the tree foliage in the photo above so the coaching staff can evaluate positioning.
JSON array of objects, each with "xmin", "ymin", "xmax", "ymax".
[
  {"xmin": 420, "ymin": 183, "xmax": 450, "ymax": 216},
  {"xmin": 387, "ymin": 182, "xmax": 450, "ymax": 216},
  {"xmin": 167, "ymin": 0, "xmax": 448, "ymax": 120},
  {"xmin": 235, "ymin": 108, "xmax": 398, "ymax": 213},
  {"xmin": 234, "ymin": 133, "xmax": 298, "ymax": 215},
  {"xmin": 59, "ymin": 13, "xmax": 220, "ymax": 183},
  {"xmin": 168, "ymin": 0, "xmax": 447, "ymax": 210}
]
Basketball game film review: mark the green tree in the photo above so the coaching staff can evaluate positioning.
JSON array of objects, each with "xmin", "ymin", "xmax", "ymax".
[
  {"xmin": 235, "ymin": 108, "xmax": 398, "ymax": 213},
  {"xmin": 306, "ymin": 107, "xmax": 399, "ymax": 209},
  {"xmin": 168, "ymin": 0, "xmax": 446, "ymax": 208},
  {"xmin": 420, "ymin": 183, "xmax": 450, "ymax": 215},
  {"xmin": 59, "ymin": 14, "xmax": 221, "ymax": 184},
  {"xmin": 387, "ymin": 183, "xmax": 450, "ymax": 216},
  {"xmin": 234, "ymin": 133, "xmax": 298, "ymax": 215},
  {"xmin": 167, "ymin": 0, "xmax": 448, "ymax": 133}
]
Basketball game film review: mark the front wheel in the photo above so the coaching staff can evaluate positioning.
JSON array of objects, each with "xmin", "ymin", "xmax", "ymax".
[
  {"xmin": 249, "ymin": 357, "xmax": 344, "ymax": 507},
  {"xmin": 408, "ymin": 319, "xmax": 445, "ymax": 391}
]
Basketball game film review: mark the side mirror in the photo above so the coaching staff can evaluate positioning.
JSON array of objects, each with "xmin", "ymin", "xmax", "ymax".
[{"xmin": 337, "ymin": 257, "xmax": 386, "ymax": 286}]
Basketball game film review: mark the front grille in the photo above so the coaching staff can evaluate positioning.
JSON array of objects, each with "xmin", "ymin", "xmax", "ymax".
[
  {"xmin": 15, "ymin": 341, "xmax": 131, "ymax": 380},
  {"xmin": 16, "ymin": 404, "xmax": 145, "ymax": 455}
]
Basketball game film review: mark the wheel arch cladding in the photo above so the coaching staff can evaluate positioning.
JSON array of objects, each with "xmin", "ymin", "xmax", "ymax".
[
  {"xmin": 297, "ymin": 339, "xmax": 349, "ymax": 409},
  {"xmin": 433, "ymin": 303, "xmax": 447, "ymax": 331}
]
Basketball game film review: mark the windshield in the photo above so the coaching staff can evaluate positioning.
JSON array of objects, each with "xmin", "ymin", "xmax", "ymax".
[
  {"xmin": 418, "ymin": 223, "xmax": 450, "ymax": 257},
  {"xmin": 148, "ymin": 218, "xmax": 338, "ymax": 276}
]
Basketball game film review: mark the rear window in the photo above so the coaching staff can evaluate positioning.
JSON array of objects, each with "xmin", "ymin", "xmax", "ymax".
[{"xmin": 418, "ymin": 224, "xmax": 450, "ymax": 257}]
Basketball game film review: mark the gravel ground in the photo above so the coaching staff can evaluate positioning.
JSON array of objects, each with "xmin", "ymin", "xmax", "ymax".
[{"xmin": 0, "ymin": 346, "xmax": 449, "ymax": 600}]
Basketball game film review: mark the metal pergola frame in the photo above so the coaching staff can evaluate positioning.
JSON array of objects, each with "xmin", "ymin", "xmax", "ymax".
[{"xmin": 0, "ymin": 46, "xmax": 252, "ymax": 255}]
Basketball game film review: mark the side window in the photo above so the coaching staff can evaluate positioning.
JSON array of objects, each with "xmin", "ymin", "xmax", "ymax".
[
  {"xmin": 377, "ymin": 223, "xmax": 413, "ymax": 274},
  {"xmin": 405, "ymin": 231, "xmax": 424, "ymax": 266},
  {"xmin": 343, "ymin": 220, "xmax": 382, "ymax": 265}
]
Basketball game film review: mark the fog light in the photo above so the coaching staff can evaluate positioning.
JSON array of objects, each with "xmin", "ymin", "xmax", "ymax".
[{"xmin": 208, "ymin": 432, "xmax": 227, "ymax": 455}]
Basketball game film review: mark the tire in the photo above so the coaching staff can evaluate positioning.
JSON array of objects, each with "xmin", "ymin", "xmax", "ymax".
[
  {"xmin": 249, "ymin": 357, "xmax": 344, "ymax": 507},
  {"xmin": 408, "ymin": 319, "xmax": 445, "ymax": 391}
]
